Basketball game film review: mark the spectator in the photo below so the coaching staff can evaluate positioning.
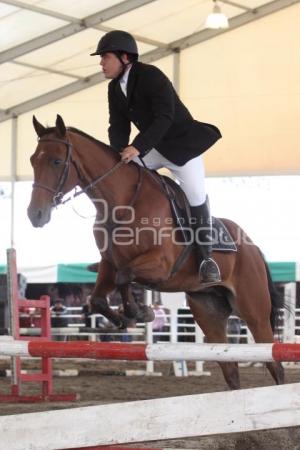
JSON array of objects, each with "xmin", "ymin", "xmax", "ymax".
[
  {"xmin": 152, "ymin": 301, "xmax": 167, "ymax": 343},
  {"xmin": 97, "ymin": 314, "xmax": 116, "ymax": 342},
  {"xmin": 115, "ymin": 304, "xmax": 136, "ymax": 342},
  {"xmin": 72, "ymin": 286, "xmax": 84, "ymax": 307},
  {"xmin": 81, "ymin": 295, "xmax": 94, "ymax": 328},
  {"xmin": 81, "ymin": 296, "xmax": 115, "ymax": 341},
  {"xmin": 51, "ymin": 299, "xmax": 68, "ymax": 341}
]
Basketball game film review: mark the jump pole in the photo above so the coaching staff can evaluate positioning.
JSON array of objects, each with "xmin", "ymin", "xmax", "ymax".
[
  {"xmin": 65, "ymin": 447, "xmax": 198, "ymax": 450},
  {"xmin": 1, "ymin": 382, "xmax": 300, "ymax": 450},
  {"xmin": 67, "ymin": 448, "xmax": 199, "ymax": 450},
  {"xmin": 1, "ymin": 340, "xmax": 300, "ymax": 362}
]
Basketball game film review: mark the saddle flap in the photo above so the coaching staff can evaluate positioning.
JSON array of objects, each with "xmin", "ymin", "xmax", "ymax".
[{"xmin": 146, "ymin": 170, "xmax": 237, "ymax": 252}]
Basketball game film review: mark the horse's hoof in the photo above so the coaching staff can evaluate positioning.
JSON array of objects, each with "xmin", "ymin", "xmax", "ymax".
[
  {"xmin": 124, "ymin": 302, "xmax": 139, "ymax": 319},
  {"xmin": 118, "ymin": 315, "xmax": 132, "ymax": 329},
  {"xmin": 136, "ymin": 305, "xmax": 155, "ymax": 323}
]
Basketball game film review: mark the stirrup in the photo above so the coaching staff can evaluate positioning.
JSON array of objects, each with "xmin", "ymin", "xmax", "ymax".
[{"xmin": 199, "ymin": 257, "xmax": 221, "ymax": 283}]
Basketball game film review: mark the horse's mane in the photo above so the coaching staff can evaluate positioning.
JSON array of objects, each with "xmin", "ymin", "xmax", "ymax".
[
  {"xmin": 40, "ymin": 126, "xmax": 118, "ymax": 157},
  {"xmin": 68, "ymin": 127, "xmax": 111, "ymax": 151}
]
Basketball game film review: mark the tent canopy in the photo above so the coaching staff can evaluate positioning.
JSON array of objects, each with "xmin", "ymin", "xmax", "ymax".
[{"xmin": 0, "ymin": 0, "xmax": 299, "ymax": 180}]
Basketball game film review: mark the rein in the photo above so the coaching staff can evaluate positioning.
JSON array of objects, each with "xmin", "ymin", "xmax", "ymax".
[
  {"xmin": 62, "ymin": 160, "xmax": 124, "ymax": 206},
  {"xmin": 32, "ymin": 137, "xmax": 124, "ymax": 207}
]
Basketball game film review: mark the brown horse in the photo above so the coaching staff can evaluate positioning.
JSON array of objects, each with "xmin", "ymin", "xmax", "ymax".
[{"xmin": 28, "ymin": 115, "xmax": 284, "ymax": 389}]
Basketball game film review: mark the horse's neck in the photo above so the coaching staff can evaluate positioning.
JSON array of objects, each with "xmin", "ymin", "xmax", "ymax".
[{"xmin": 71, "ymin": 132, "xmax": 135, "ymax": 208}]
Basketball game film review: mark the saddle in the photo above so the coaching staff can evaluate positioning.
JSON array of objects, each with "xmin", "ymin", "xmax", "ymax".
[{"xmin": 150, "ymin": 170, "xmax": 237, "ymax": 253}]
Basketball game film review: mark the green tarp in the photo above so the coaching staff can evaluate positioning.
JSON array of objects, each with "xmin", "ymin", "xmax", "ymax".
[
  {"xmin": 57, "ymin": 264, "xmax": 97, "ymax": 283},
  {"xmin": 0, "ymin": 261, "xmax": 297, "ymax": 283},
  {"xmin": 268, "ymin": 262, "xmax": 296, "ymax": 283}
]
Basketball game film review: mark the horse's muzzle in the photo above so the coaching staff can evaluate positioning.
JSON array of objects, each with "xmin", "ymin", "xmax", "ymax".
[{"xmin": 27, "ymin": 205, "xmax": 51, "ymax": 228}]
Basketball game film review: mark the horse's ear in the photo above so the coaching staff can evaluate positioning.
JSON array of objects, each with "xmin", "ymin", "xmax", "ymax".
[
  {"xmin": 32, "ymin": 115, "xmax": 46, "ymax": 137},
  {"xmin": 55, "ymin": 114, "xmax": 66, "ymax": 138}
]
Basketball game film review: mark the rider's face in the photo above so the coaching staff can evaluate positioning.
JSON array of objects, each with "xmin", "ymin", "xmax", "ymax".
[{"xmin": 100, "ymin": 53, "xmax": 123, "ymax": 79}]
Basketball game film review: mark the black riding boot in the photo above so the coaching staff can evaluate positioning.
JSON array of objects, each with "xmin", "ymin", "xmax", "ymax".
[{"xmin": 190, "ymin": 196, "xmax": 221, "ymax": 283}]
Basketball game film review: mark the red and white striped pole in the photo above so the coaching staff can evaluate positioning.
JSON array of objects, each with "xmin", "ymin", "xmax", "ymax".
[{"xmin": 1, "ymin": 341, "xmax": 300, "ymax": 362}]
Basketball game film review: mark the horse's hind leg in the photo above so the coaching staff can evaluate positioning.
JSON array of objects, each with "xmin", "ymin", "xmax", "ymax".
[
  {"xmin": 187, "ymin": 290, "xmax": 240, "ymax": 390},
  {"xmin": 267, "ymin": 362, "xmax": 284, "ymax": 385},
  {"xmin": 236, "ymin": 279, "xmax": 285, "ymax": 385},
  {"xmin": 246, "ymin": 317, "xmax": 284, "ymax": 385}
]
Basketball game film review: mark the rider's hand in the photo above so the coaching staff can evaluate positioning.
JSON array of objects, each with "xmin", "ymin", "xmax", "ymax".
[{"xmin": 121, "ymin": 146, "xmax": 140, "ymax": 163}]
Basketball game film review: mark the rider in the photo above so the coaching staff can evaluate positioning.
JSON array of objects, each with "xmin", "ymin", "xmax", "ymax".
[{"xmin": 90, "ymin": 30, "xmax": 222, "ymax": 283}]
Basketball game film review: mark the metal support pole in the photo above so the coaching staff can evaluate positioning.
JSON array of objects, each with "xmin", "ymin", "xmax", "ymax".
[
  {"xmin": 284, "ymin": 282, "xmax": 296, "ymax": 343},
  {"xmin": 10, "ymin": 116, "xmax": 18, "ymax": 248},
  {"xmin": 145, "ymin": 290, "xmax": 154, "ymax": 373},
  {"xmin": 173, "ymin": 48, "xmax": 181, "ymax": 94},
  {"xmin": 6, "ymin": 248, "xmax": 19, "ymax": 389}
]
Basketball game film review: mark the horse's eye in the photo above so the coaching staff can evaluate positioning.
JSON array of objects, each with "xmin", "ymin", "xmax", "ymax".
[{"xmin": 53, "ymin": 159, "xmax": 62, "ymax": 166}]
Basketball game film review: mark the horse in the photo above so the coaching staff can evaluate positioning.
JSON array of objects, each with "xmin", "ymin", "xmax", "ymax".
[{"xmin": 27, "ymin": 114, "xmax": 284, "ymax": 389}]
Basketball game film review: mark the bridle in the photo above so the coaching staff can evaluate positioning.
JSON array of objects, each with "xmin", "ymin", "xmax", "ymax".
[{"xmin": 32, "ymin": 137, "xmax": 124, "ymax": 207}]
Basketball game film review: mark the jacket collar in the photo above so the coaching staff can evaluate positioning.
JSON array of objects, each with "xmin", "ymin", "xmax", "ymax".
[
  {"xmin": 126, "ymin": 61, "xmax": 138, "ymax": 104},
  {"xmin": 113, "ymin": 61, "xmax": 139, "ymax": 107}
]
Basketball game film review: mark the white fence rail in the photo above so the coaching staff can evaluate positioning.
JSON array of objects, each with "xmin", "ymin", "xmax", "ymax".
[{"xmin": 13, "ymin": 307, "xmax": 300, "ymax": 344}]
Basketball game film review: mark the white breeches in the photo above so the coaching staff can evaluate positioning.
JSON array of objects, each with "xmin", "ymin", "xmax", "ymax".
[{"xmin": 133, "ymin": 149, "xmax": 206, "ymax": 206}]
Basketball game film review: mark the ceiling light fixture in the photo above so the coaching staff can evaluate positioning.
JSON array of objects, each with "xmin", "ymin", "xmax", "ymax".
[{"xmin": 205, "ymin": 0, "xmax": 229, "ymax": 29}]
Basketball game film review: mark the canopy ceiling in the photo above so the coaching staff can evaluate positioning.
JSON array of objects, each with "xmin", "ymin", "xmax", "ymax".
[{"xmin": 0, "ymin": 0, "xmax": 299, "ymax": 179}]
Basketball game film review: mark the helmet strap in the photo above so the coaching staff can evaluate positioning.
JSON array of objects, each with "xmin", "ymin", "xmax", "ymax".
[{"xmin": 115, "ymin": 53, "xmax": 132, "ymax": 79}]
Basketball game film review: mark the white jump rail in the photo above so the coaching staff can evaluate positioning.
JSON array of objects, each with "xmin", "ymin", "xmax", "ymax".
[
  {"xmin": 69, "ymin": 448, "xmax": 199, "ymax": 450},
  {"xmin": 0, "ymin": 383, "xmax": 300, "ymax": 450},
  {"xmin": 0, "ymin": 340, "xmax": 300, "ymax": 362}
]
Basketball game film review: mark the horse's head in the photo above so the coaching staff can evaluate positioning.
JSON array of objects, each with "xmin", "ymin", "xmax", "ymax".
[{"xmin": 28, "ymin": 114, "xmax": 78, "ymax": 227}]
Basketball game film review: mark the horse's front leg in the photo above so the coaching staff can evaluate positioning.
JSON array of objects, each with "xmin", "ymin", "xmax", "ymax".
[
  {"xmin": 114, "ymin": 249, "xmax": 171, "ymax": 323},
  {"xmin": 90, "ymin": 259, "xmax": 124, "ymax": 328},
  {"xmin": 118, "ymin": 285, "xmax": 138, "ymax": 318},
  {"xmin": 115, "ymin": 248, "xmax": 172, "ymax": 286},
  {"xmin": 118, "ymin": 284, "xmax": 155, "ymax": 323}
]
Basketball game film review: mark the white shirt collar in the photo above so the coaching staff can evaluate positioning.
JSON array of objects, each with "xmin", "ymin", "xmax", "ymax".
[{"xmin": 119, "ymin": 64, "xmax": 132, "ymax": 96}]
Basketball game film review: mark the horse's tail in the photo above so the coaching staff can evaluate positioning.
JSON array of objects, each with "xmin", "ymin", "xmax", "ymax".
[{"xmin": 262, "ymin": 255, "xmax": 285, "ymax": 334}]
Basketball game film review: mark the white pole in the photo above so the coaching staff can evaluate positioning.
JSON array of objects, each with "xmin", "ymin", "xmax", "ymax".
[
  {"xmin": 145, "ymin": 290, "xmax": 154, "ymax": 373},
  {"xmin": 90, "ymin": 315, "xmax": 97, "ymax": 342},
  {"xmin": 10, "ymin": 116, "xmax": 18, "ymax": 248},
  {"xmin": 283, "ymin": 282, "xmax": 297, "ymax": 368},
  {"xmin": 6, "ymin": 248, "xmax": 19, "ymax": 387},
  {"xmin": 1, "ymin": 383, "xmax": 300, "ymax": 449},
  {"xmin": 195, "ymin": 323, "xmax": 204, "ymax": 372},
  {"xmin": 171, "ymin": 308, "xmax": 188, "ymax": 376},
  {"xmin": 283, "ymin": 282, "xmax": 296, "ymax": 343}
]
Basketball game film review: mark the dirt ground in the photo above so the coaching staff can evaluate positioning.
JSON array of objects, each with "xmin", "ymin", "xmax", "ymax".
[{"xmin": 0, "ymin": 359, "xmax": 300, "ymax": 450}]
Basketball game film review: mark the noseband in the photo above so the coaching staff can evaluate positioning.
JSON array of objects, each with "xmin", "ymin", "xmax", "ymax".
[{"xmin": 32, "ymin": 137, "xmax": 124, "ymax": 207}]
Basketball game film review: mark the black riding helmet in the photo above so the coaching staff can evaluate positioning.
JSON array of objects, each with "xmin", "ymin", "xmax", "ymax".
[{"xmin": 90, "ymin": 30, "xmax": 138, "ymax": 57}]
